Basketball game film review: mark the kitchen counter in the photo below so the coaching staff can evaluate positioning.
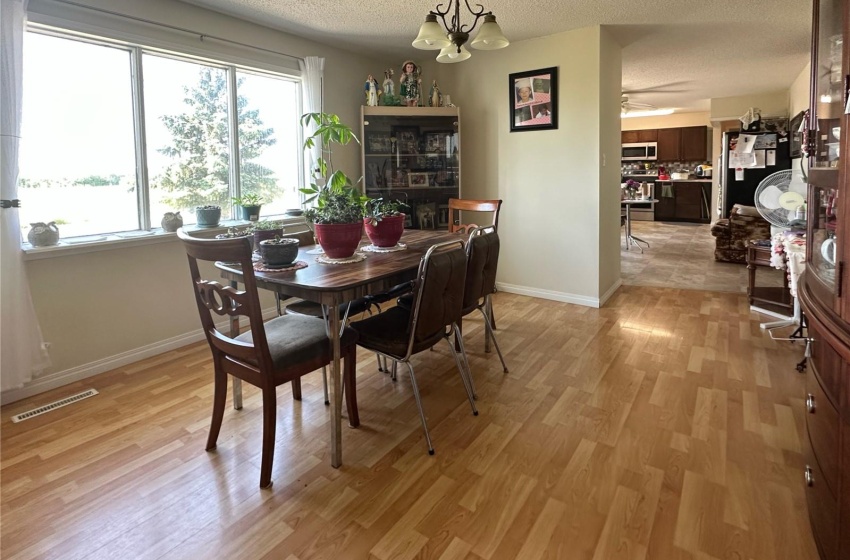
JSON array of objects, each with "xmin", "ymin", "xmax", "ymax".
[{"xmin": 656, "ymin": 178, "xmax": 712, "ymax": 183}]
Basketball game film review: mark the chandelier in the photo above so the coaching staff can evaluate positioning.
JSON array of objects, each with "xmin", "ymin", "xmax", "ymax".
[{"xmin": 412, "ymin": 1, "xmax": 509, "ymax": 63}]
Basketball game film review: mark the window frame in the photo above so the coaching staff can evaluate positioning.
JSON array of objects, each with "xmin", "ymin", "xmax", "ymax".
[{"xmin": 20, "ymin": 24, "xmax": 304, "ymax": 244}]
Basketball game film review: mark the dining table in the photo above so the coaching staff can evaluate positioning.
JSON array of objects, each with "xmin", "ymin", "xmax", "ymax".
[
  {"xmin": 215, "ymin": 228, "xmax": 461, "ymax": 468},
  {"xmin": 621, "ymin": 198, "xmax": 658, "ymax": 253}
]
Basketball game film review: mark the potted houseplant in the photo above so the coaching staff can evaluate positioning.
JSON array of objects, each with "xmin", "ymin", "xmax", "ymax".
[
  {"xmin": 248, "ymin": 219, "xmax": 284, "ymax": 251},
  {"xmin": 195, "ymin": 205, "xmax": 222, "ymax": 227},
  {"xmin": 258, "ymin": 235, "xmax": 300, "ymax": 266},
  {"xmin": 300, "ymin": 112, "xmax": 367, "ymax": 259},
  {"xmin": 363, "ymin": 198, "xmax": 408, "ymax": 247},
  {"xmin": 232, "ymin": 193, "xmax": 263, "ymax": 222}
]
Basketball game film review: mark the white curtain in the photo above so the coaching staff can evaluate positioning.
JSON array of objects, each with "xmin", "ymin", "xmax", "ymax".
[
  {"xmin": 298, "ymin": 56, "xmax": 324, "ymax": 191},
  {"xmin": 1, "ymin": 0, "xmax": 51, "ymax": 391}
]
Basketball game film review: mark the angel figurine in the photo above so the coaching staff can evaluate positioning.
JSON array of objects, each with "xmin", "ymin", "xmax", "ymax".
[
  {"xmin": 399, "ymin": 60, "xmax": 421, "ymax": 107},
  {"xmin": 382, "ymin": 68, "xmax": 395, "ymax": 97}
]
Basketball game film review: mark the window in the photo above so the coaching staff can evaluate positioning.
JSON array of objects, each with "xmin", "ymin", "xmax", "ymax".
[{"xmin": 18, "ymin": 29, "xmax": 302, "ymax": 240}]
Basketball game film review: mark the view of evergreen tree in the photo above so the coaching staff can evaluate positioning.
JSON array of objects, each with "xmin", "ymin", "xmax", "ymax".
[{"xmin": 152, "ymin": 68, "xmax": 277, "ymax": 209}]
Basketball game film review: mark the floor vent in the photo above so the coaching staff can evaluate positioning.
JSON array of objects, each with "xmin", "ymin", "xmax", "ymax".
[{"xmin": 11, "ymin": 389, "xmax": 99, "ymax": 423}]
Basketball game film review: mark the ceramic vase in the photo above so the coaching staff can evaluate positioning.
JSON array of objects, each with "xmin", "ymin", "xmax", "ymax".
[{"xmin": 161, "ymin": 212, "xmax": 183, "ymax": 232}]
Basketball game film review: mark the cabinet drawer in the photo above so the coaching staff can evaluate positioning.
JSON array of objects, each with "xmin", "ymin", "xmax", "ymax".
[
  {"xmin": 807, "ymin": 318, "xmax": 843, "ymax": 402},
  {"xmin": 803, "ymin": 436, "xmax": 839, "ymax": 560},
  {"xmin": 806, "ymin": 368, "xmax": 840, "ymax": 496}
]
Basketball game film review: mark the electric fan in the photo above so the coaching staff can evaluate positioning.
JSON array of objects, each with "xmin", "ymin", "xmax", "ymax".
[
  {"xmin": 752, "ymin": 169, "xmax": 808, "ymax": 335},
  {"xmin": 753, "ymin": 169, "xmax": 807, "ymax": 229}
]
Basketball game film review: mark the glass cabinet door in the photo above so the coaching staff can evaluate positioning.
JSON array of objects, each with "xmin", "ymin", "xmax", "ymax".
[
  {"xmin": 809, "ymin": 185, "xmax": 839, "ymax": 292},
  {"xmin": 812, "ymin": 0, "xmax": 843, "ymax": 169}
]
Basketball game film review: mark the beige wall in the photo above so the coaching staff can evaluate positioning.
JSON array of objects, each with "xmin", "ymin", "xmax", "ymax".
[
  {"xmin": 434, "ymin": 26, "xmax": 620, "ymax": 305},
  {"xmin": 710, "ymin": 90, "xmax": 790, "ymax": 120},
  {"xmin": 9, "ymin": 0, "xmax": 393, "ymax": 402},
  {"xmin": 621, "ymin": 111, "xmax": 711, "ymax": 130},
  {"xmin": 789, "ymin": 62, "xmax": 811, "ymax": 117}
]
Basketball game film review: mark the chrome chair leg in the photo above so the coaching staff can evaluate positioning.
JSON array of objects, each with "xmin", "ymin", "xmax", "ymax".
[
  {"xmin": 391, "ymin": 360, "xmax": 398, "ymax": 381},
  {"xmin": 477, "ymin": 307, "xmax": 509, "ymax": 373},
  {"xmin": 376, "ymin": 353, "xmax": 385, "ymax": 372},
  {"xmin": 452, "ymin": 323, "xmax": 478, "ymax": 400},
  {"xmin": 321, "ymin": 366, "xmax": 329, "ymax": 405},
  {"xmin": 403, "ymin": 361, "xmax": 434, "ymax": 455},
  {"xmin": 447, "ymin": 327, "xmax": 478, "ymax": 414}
]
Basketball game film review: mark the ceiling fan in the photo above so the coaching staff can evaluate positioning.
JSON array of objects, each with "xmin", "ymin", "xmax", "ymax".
[{"xmin": 621, "ymin": 94, "xmax": 657, "ymax": 114}]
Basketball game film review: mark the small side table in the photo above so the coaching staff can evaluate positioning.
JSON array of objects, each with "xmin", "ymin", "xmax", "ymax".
[{"xmin": 746, "ymin": 241, "xmax": 792, "ymax": 314}]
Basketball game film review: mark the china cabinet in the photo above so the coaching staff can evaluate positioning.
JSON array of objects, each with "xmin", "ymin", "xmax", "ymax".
[
  {"xmin": 361, "ymin": 106, "xmax": 460, "ymax": 229},
  {"xmin": 797, "ymin": 0, "xmax": 850, "ymax": 558}
]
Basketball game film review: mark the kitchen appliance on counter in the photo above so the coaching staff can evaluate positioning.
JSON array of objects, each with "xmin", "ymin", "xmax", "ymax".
[
  {"xmin": 695, "ymin": 165, "xmax": 712, "ymax": 178},
  {"xmin": 719, "ymin": 131, "xmax": 791, "ymax": 217},
  {"xmin": 621, "ymin": 142, "xmax": 657, "ymax": 161}
]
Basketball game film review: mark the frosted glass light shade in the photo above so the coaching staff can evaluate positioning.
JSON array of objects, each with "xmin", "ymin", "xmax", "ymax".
[
  {"xmin": 470, "ymin": 15, "xmax": 509, "ymax": 50},
  {"xmin": 436, "ymin": 44, "xmax": 471, "ymax": 63},
  {"xmin": 413, "ymin": 15, "xmax": 451, "ymax": 49}
]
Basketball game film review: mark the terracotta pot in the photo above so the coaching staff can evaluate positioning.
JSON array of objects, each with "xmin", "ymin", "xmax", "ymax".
[
  {"xmin": 314, "ymin": 222, "xmax": 363, "ymax": 259},
  {"xmin": 364, "ymin": 214, "xmax": 405, "ymax": 247}
]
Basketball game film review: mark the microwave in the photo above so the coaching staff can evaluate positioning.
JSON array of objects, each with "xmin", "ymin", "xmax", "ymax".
[{"xmin": 622, "ymin": 142, "xmax": 657, "ymax": 161}]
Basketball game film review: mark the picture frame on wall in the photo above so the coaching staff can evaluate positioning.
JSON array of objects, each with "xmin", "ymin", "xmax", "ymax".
[
  {"xmin": 789, "ymin": 110, "xmax": 805, "ymax": 159},
  {"xmin": 509, "ymin": 66, "xmax": 558, "ymax": 132}
]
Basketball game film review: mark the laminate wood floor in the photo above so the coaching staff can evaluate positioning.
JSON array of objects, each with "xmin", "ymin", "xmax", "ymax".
[
  {"xmin": 622, "ymin": 221, "xmax": 785, "ymax": 293},
  {"xmin": 1, "ymin": 287, "xmax": 816, "ymax": 560}
]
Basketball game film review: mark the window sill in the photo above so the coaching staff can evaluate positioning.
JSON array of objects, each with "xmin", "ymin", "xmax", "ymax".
[{"xmin": 21, "ymin": 217, "xmax": 309, "ymax": 261}]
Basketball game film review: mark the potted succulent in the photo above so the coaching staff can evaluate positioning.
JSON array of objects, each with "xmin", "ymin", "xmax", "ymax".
[
  {"xmin": 258, "ymin": 235, "xmax": 300, "ymax": 266},
  {"xmin": 248, "ymin": 219, "xmax": 284, "ymax": 251},
  {"xmin": 300, "ymin": 112, "xmax": 367, "ymax": 259},
  {"xmin": 195, "ymin": 205, "xmax": 222, "ymax": 227},
  {"xmin": 363, "ymin": 198, "xmax": 408, "ymax": 247},
  {"xmin": 232, "ymin": 193, "xmax": 263, "ymax": 222}
]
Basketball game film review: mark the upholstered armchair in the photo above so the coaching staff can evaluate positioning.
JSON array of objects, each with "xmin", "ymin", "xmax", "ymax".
[{"xmin": 710, "ymin": 204, "xmax": 771, "ymax": 263}]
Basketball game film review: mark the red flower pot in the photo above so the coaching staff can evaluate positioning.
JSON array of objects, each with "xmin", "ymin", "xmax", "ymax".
[
  {"xmin": 314, "ymin": 222, "xmax": 363, "ymax": 258},
  {"xmin": 364, "ymin": 214, "xmax": 405, "ymax": 247}
]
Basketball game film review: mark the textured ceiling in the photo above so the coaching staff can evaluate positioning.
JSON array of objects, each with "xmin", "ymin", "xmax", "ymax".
[{"xmin": 180, "ymin": 0, "xmax": 813, "ymax": 113}]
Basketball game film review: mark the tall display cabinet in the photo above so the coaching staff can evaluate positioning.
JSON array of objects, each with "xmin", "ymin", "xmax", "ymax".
[
  {"xmin": 361, "ymin": 106, "xmax": 460, "ymax": 229},
  {"xmin": 797, "ymin": 0, "xmax": 850, "ymax": 558}
]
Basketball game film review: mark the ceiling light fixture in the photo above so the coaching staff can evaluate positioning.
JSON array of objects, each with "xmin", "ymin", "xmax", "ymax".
[
  {"xmin": 621, "ymin": 108, "xmax": 675, "ymax": 119},
  {"xmin": 412, "ymin": 2, "xmax": 509, "ymax": 63}
]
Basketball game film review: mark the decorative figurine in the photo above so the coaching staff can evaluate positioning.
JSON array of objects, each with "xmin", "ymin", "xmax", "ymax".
[
  {"xmin": 27, "ymin": 222, "xmax": 60, "ymax": 247},
  {"xmin": 399, "ymin": 60, "xmax": 421, "ymax": 107},
  {"xmin": 364, "ymin": 74, "xmax": 379, "ymax": 106},
  {"xmin": 429, "ymin": 80, "xmax": 442, "ymax": 107},
  {"xmin": 161, "ymin": 211, "xmax": 183, "ymax": 232},
  {"xmin": 382, "ymin": 68, "xmax": 395, "ymax": 97}
]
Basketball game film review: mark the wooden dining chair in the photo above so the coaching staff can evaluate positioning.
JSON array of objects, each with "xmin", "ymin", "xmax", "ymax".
[
  {"xmin": 177, "ymin": 229, "xmax": 359, "ymax": 489},
  {"xmin": 448, "ymin": 198, "xmax": 502, "ymax": 234},
  {"xmin": 349, "ymin": 240, "xmax": 477, "ymax": 455}
]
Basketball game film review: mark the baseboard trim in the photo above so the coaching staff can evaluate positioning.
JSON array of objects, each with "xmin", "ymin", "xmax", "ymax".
[
  {"xmin": 495, "ymin": 282, "xmax": 603, "ymax": 308},
  {"xmin": 598, "ymin": 279, "xmax": 623, "ymax": 307},
  {"xmin": 1, "ymin": 306, "xmax": 279, "ymax": 405}
]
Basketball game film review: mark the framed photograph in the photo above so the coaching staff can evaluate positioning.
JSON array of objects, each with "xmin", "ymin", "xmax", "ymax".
[
  {"xmin": 437, "ymin": 204, "xmax": 450, "ymax": 228},
  {"xmin": 510, "ymin": 66, "xmax": 558, "ymax": 132},
  {"xmin": 408, "ymin": 172, "xmax": 430, "ymax": 188},
  {"xmin": 416, "ymin": 202, "xmax": 437, "ymax": 230},
  {"xmin": 423, "ymin": 131, "xmax": 451, "ymax": 154},
  {"xmin": 367, "ymin": 132, "xmax": 392, "ymax": 153},
  {"xmin": 392, "ymin": 126, "xmax": 419, "ymax": 154},
  {"xmin": 789, "ymin": 110, "xmax": 805, "ymax": 159}
]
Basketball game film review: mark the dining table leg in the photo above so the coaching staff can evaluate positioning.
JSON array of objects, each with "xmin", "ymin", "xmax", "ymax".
[{"xmin": 329, "ymin": 297, "xmax": 343, "ymax": 468}]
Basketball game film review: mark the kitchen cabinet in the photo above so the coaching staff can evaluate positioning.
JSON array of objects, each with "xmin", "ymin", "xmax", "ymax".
[
  {"xmin": 796, "ymin": 0, "xmax": 850, "ymax": 558},
  {"xmin": 361, "ymin": 106, "xmax": 460, "ymax": 229},
  {"xmin": 656, "ymin": 128, "xmax": 682, "ymax": 161},
  {"xmin": 681, "ymin": 126, "xmax": 709, "ymax": 161},
  {"xmin": 653, "ymin": 181, "xmax": 711, "ymax": 223},
  {"xmin": 621, "ymin": 129, "xmax": 658, "ymax": 143},
  {"xmin": 656, "ymin": 126, "xmax": 709, "ymax": 161}
]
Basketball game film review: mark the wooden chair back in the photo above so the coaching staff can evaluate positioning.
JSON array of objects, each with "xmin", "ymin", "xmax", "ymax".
[
  {"xmin": 177, "ymin": 230, "xmax": 274, "ymax": 386},
  {"xmin": 448, "ymin": 198, "xmax": 502, "ymax": 234}
]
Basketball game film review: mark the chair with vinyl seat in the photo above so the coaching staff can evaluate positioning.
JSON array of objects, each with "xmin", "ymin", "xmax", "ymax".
[
  {"xmin": 448, "ymin": 198, "xmax": 502, "ymax": 234},
  {"xmin": 349, "ymin": 239, "xmax": 477, "ymax": 455},
  {"xmin": 459, "ymin": 226, "xmax": 508, "ymax": 381},
  {"xmin": 177, "ymin": 229, "xmax": 359, "ymax": 489}
]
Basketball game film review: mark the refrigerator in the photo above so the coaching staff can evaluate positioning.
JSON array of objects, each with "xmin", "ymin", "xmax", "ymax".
[{"xmin": 719, "ymin": 130, "xmax": 791, "ymax": 218}]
